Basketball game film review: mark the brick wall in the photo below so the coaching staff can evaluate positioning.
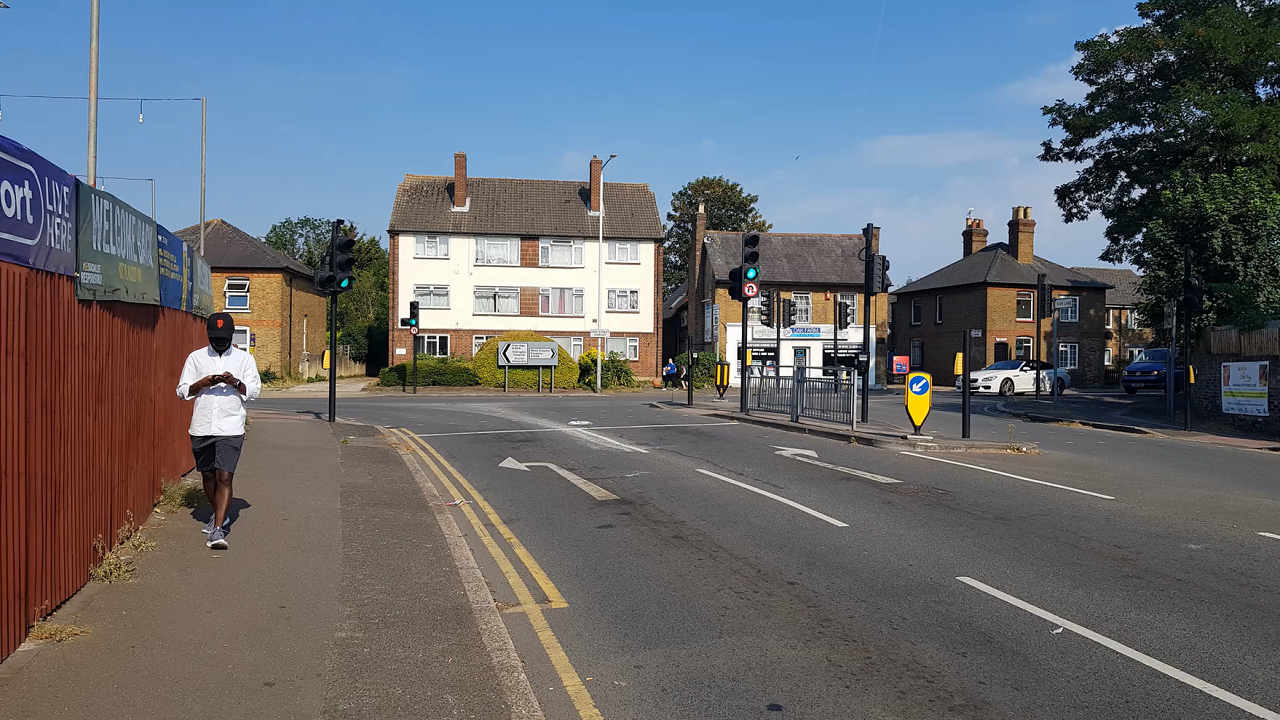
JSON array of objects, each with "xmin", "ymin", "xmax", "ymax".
[
  {"xmin": 520, "ymin": 238, "xmax": 539, "ymax": 267},
  {"xmin": 212, "ymin": 269, "xmax": 325, "ymax": 376},
  {"xmin": 1188, "ymin": 352, "xmax": 1280, "ymax": 435},
  {"xmin": 1104, "ymin": 307, "xmax": 1154, "ymax": 368}
]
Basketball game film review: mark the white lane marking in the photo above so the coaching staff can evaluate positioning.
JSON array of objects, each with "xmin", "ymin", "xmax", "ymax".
[
  {"xmin": 695, "ymin": 469, "xmax": 848, "ymax": 527},
  {"xmin": 498, "ymin": 458, "xmax": 619, "ymax": 500},
  {"xmin": 899, "ymin": 452, "xmax": 1115, "ymax": 500},
  {"xmin": 1259, "ymin": 532, "xmax": 1280, "ymax": 540},
  {"xmin": 417, "ymin": 421, "xmax": 736, "ymax": 438},
  {"xmin": 773, "ymin": 446, "xmax": 902, "ymax": 484},
  {"xmin": 573, "ymin": 428, "xmax": 649, "ymax": 453},
  {"xmin": 957, "ymin": 576, "xmax": 1280, "ymax": 720}
]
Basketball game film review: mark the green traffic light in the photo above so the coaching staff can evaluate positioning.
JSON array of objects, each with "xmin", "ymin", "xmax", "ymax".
[
  {"xmin": 339, "ymin": 277, "xmax": 352, "ymax": 289},
  {"xmin": 745, "ymin": 267, "xmax": 758, "ymax": 280}
]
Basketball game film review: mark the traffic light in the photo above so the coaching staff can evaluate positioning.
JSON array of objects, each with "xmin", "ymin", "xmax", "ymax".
[
  {"xmin": 836, "ymin": 300, "xmax": 855, "ymax": 330},
  {"xmin": 782, "ymin": 298, "xmax": 798, "ymax": 328},
  {"xmin": 332, "ymin": 222, "xmax": 356, "ymax": 293},
  {"xmin": 727, "ymin": 267, "xmax": 743, "ymax": 301},
  {"xmin": 313, "ymin": 218, "xmax": 349, "ymax": 293},
  {"xmin": 759, "ymin": 289, "xmax": 775, "ymax": 327},
  {"xmin": 740, "ymin": 232, "xmax": 761, "ymax": 298},
  {"xmin": 867, "ymin": 254, "xmax": 891, "ymax": 294},
  {"xmin": 1183, "ymin": 273, "xmax": 1205, "ymax": 312},
  {"xmin": 408, "ymin": 300, "xmax": 420, "ymax": 329}
]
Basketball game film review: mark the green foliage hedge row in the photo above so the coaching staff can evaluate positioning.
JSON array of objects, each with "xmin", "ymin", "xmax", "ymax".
[
  {"xmin": 472, "ymin": 332, "xmax": 578, "ymax": 389},
  {"xmin": 577, "ymin": 348, "xmax": 637, "ymax": 390},
  {"xmin": 378, "ymin": 356, "xmax": 479, "ymax": 387}
]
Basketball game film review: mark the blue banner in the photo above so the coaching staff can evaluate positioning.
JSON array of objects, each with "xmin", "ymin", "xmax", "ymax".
[
  {"xmin": 157, "ymin": 224, "xmax": 188, "ymax": 310},
  {"xmin": 0, "ymin": 134, "xmax": 77, "ymax": 275}
]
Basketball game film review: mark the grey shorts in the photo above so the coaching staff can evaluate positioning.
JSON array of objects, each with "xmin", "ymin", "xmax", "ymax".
[{"xmin": 191, "ymin": 435, "xmax": 244, "ymax": 473}]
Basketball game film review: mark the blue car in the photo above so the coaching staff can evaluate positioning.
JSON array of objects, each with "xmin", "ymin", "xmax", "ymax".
[{"xmin": 1122, "ymin": 348, "xmax": 1184, "ymax": 394}]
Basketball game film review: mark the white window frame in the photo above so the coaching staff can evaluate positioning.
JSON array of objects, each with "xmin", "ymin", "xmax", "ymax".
[
  {"xmin": 792, "ymin": 292, "xmax": 812, "ymax": 324},
  {"xmin": 838, "ymin": 292, "xmax": 858, "ymax": 323},
  {"xmin": 539, "ymin": 287, "xmax": 585, "ymax": 316},
  {"xmin": 1058, "ymin": 296, "xmax": 1080, "ymax": 322},
  {"xmin": 1015, "ymin": 336, "xmax": 1034, "ymax": 361},
  {"xmin": 539, "ymin": 238, "xmax": 585, "ymax": 267},
  {"xmin": 1058, "ymin": 342, "xmax": 1079, "ymax": 369},
  {"xmin": 414, "ymin": 235, "xmax": 449, "ymax": 259},
  {"xmin": 549, "ymin": 336, "xmax": 584, "ymax": 360},
  {"xmin": 607, "ymin": 288, "xmax": 640, "ymax": 312},
  {"xmin": 1128, "ymin": 347, "xmax": 1143, "ymax": 362},
  {"xmin": 232, "ymin": 326, "xmax": 250, "ymax": 350},
  {"xmin": 474, "ymin": 237, "xmax": 520, "ymax": 266},
  {"xmin": 607, "ymin": 240, "xmax": 641, "ymax": 264},
  {"xmin": 1126, "ymin": 309, "xmax": 1140, "ymax": 329},
  {"xmin": 473, "ymin": 286, "xmax": 520, "ymax": 315},
  {"xmin": 935, "ymin": 295, "xmax": 943, "ymax": 324},
  {"xmin": 413, "ymin": 284, "xmax": 450, "ymax": 310},
  {"xmin": 605, "ymin": 336, "xmax": 640, "ymax": 361},
  {"xmin": 1016, "ymin": 291, "xmax": 1034, "ymax": 322},
  {"xmin": 223, "ymin": 276, "xmax": 250, "ymax": 313},
  {"xmin": 909, "ymin": 339, "xmax": 922, "ymax": 368},
  {"xmin": 1105, "ymin": 308, "xmax": 1113, "ymax": 328},
  {"xmin": 472, "ymin": 335, "xmax": 493, "ymax": 356},
  {"xmin": 910, "ymin": 297, "xmax": 922, "ymax": 325},
  {"xmin": 415, "ymin": 334, "xmax": 450, "ymax": 357},
  {"xmin": 1104, "ymin": 347, "xmax": 1113, "ymax": 366}
]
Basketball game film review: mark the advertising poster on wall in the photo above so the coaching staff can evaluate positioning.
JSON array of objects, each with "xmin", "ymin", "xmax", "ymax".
[
  {"xmin": 156, "ymin": 224, "xmax": 188, "ymax": 310},
  {"xmin": 0, "ymin": 134, "xmax": 77, "ymax": 275},
  {"xmin": 189, "ymin": 249, "xmax": 214, "ymax": 317},
  {"xmin": 75, "ymin": 182, "xmax": 160, "ymax": 304},
  {"xmin": 1221, "ymin": 361, "xmax": 1269, "ymax": 416}
]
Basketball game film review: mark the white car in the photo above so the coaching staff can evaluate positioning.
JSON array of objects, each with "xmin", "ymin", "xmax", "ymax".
[{"xmin": 953, "ymin": 359, "xmax": 1071, "ymax": 396}]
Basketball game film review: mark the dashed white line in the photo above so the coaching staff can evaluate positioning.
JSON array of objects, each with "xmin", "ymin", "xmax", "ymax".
[
  {"xmin": 1259, "ymin": 532, "xmax": 1280, "ymax": 541},
  {"xmin": 957, "ymin": 576, "xmax": 1280, "ymax": 720},
  {"xmin": 695, "ymin": 469, "xmax": 848, "ymax": 527},
  {"xmin": 898, "ymin": 452, "xmax": 1115, "ymax": 500},
  {"xmin": 574, "ymin": 428, "xmax": 649, "ymax": 453}
]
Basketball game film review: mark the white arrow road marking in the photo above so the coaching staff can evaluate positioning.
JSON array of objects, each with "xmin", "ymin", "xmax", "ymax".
[
  {"xmin": 957, "ymin": 576, "xmax": 1280, "ymax": 720},
  {"xmin": 500, "ymin": 458, "xmax": 619, "ymax": 500},
  {"xmin": 772, "ymin": 446, "xmax": 902, "ymax": 484},
  {"xmin": 898, "ymin": 452, "xmax": 1115, "ymax": 500},
  {"xmin": 695, "ymin": 469, "xmax": 848, "ymax": 527}
]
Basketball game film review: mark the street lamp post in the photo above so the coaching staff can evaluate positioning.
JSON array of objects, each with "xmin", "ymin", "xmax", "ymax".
[
  {"xmin": 596, "ymin": 153, "xmax": 617, "ymax": 393},
  {"xmin": 87, "ymin": 0, "xmax": 100, "ymax": 186}
]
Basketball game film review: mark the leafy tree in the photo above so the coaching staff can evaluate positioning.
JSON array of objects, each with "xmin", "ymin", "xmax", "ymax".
[
  {"xmin": 1040, "ymin": 0, "xmax": 1280, "ymax": 326},
  {"xmin": 663, "ymin": 176, "xmax": 771, "ymax": 295},
  {"xmin": 264, "ymin": 216, "xmax": 334, "ymax": 271}
]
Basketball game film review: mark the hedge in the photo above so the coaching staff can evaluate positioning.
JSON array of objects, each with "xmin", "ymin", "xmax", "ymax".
[
  {"xmin": 378, "ymin": 355, "xmax": 479, "ymax": 387},
  {"xmin": 472, "ymin": 332, "xmax": 577, "ymax": 389},
  {"xmin": 577, "ymin": 348, "xmax": 637, "ymax": 389}
]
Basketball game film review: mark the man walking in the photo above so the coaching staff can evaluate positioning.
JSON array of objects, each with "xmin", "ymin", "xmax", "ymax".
[{"xmin": 176, "ymin": 313, "xmax": 261, "ymax": 549}]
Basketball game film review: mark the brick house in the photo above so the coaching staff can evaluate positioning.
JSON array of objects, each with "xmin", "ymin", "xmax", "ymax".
[
  {"xmin": 386, "ymin": 153, "xmax": 665, "ymax": 377},
  {"xmin": 676, "ymin": 204, "xmax": 891, "ymax": 386},
  {"xmin": 176, "ymin": 219, "xmax": 327, "ymax": 376},
  {"xmin": 891, "ymin": 207, "xmax": 1111, "ymax": 387},
  {"xmin": 1071, "ymin": 266, "xmax": 1154, "ymax": 370}
]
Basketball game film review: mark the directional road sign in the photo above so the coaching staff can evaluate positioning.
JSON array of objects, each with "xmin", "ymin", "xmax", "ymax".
[
  {"xmin": 905, "ymin": 371, "xmax": 933, "ymax": 434},
  {"xmin": 498, "ymin": 341, "xmax": 560, "ymax": 367}
]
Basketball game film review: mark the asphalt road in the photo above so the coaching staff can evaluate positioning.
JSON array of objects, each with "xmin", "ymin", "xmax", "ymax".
[{"xmin": 259, "ymin": 392, "xmax": 1280, "ymax": 720}]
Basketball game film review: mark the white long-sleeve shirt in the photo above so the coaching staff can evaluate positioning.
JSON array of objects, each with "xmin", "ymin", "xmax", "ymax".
[{"xmin": 176, "ymin": 345, "xmax": 262, "ymax": 436}]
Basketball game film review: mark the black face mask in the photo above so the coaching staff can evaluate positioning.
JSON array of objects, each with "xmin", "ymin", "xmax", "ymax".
[
  {"xmin": 209, "ymin": 337, "xmax": 232, "ymax": 354},
  {"xmin": 206, "ymin": 313, "xmax": 235, "ymax": 355}
]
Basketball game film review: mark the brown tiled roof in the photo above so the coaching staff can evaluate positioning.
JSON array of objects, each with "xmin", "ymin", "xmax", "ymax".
[
  {"xmin": 389, "ymin": 175, "xmax": 664, "ymax": 240},
  {"xmin": 894, "ymin": 243, "xmax": 1109, "ymax": 295},
  {"xmin": 174, "ymin": 219, "xmax": 313, "ymax": 277},
  {"xmin": 1070, "ymin": 266, "xmax": 1144, "ymax": 307},
  {"xmin": 704, "ymin": 231, "xmax": 870, "ymax": 286}
]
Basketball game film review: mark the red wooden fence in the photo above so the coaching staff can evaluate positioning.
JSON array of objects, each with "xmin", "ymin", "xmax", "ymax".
[{"xmin": 1, "ymin": 263, "xmax": 204, "ymax": 661}]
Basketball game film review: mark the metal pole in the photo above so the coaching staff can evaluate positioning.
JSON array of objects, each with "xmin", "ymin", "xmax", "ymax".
[
  {"xmin": 1183, "ymin": 246, "xmax": 1193, "ymax": 431},
  {"xmin": 86, "ymin": 0, "xmax": 100, "ymax": 187},
  {"xmin": 740, "ymin": 297, "xmax": 749, "ymax": 413},
  {"xmin": 411, "ymin": 338, "xmax": 417, "ymax": 394},
  {"xmin": 200, "ymin": 97, "xmax": 207, "ymax": 255},
  {"xmin": 150, "ymin": 178, "xmax": 155, "ymax": 223},
  {"xmin": 962, "ymin": 330, "xmax": 972, "ymax": 438},
  {"xmin": 328, "ymin": 292, "xmax": 337, "ymax": 422},
  {"xmin": 594, "ymin": 157, "xmax": 613, "ymax": 393},
  {"xmin": 1167, "ymin": 309, "xmax": 1177, "ymax": 420},
  {"xmin": 1052, "ymin": 310, "xmax": 1059, "ymax": 409},
  {"xmin": 504, "ymin": 366, "xmax": 508, "ymax": 393},
  {"xmin": 861, "ymin": 228, "xmax": 874, "ymax": 423},
  {"xmin": 832, "ymin": 291, "xmax": 839, "ymax": 382},
  {"xmin": 550, "ymin": 365, "xmax": 554, "ymax": 394},
  {"xmin": 1036, "ymin": 274, "xmax": 1044, "ymax": 401},
  {"xmin": 687, "ymin": 332, "xmax": 694, "ymax": 407},
  {"xmin": 539, "ymin": 367, "xmax": 543, "ymax": 393}
]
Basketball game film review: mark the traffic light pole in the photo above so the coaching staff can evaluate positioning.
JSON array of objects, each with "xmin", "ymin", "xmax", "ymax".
[
  {"xmin": 1183, "ymin": 246, "xmax": 1193, "ymax": 431},
  {"xmin": 962, "ymin": 330, "xmax": 971, "ymax": 438},
  {"xmin": 861, "ymin": 227, "xmax": 874, "ymax": 423},
  {"xmin": 686, "ymin": 332, "xmax": 694, "ymax": 408},
  {"xmin": 412, "ymin": 339, "xmax": 418, "ymax": 394},
  {"xmin": 328, "ymin": 290, "xmax": 337, "ymax": 423},
  {"xmin": 775, "ymin": 293, "xmax": 782, "ymax": 377},
  {"xmin": 740, "ymin": 297, "xmax": 749, "ymax": 414}
]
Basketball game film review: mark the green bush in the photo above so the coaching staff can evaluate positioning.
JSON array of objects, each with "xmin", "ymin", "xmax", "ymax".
[
  {"xmin": 472, "ymin": 332, "xmax": 577, "ymax": 389},
  {"xmin": 673, "ymin": 350, "xmax": 723, "ymax": 389},
  {"xmin": 258, "ymin": 367, "xmax": 281, "ymax": 385},
  {"xmin": 342, "ymin": 327, "xmax": 369, "ymax": 363},
  {"xmin": 378, "ymin": 356, "xmax": 479, "ymax": 387},
  {"xmin": 578, "ymin": 348, "xmax": 638, "ymax": 390}
]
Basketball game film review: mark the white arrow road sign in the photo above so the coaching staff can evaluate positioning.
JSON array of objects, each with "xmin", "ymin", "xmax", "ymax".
[
  {"xmin": 772, "ymin": 446, "xmax": 902, "ymax": 484},
  {"xmin": 500, "ymin": 457, "xmax": 619, "ymax": 500}
]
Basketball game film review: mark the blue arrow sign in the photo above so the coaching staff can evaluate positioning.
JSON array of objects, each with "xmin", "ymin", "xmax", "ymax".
[{"xmin": 909, "ymin": 376, "xmax": 930, "ymax": 395}]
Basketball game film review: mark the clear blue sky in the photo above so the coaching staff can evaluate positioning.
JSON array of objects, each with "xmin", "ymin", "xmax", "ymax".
[{"xmin": 0, "ymin": 0, "xmax": 1140, "ymax": 281}]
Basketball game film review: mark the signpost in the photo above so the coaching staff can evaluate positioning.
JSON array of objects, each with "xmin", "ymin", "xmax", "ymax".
[
  {"xmin": 498, "ymin": 341, "xmax": 561, "ymax": 393},
  {"xmin": 962, "ymin": 329, "xmax": 981, "ymax": 439},
  {"xmin": 1052, "ymin": 298, "xmax": 1073, "ymax": 409},
  {"xmin": 715, "ymin": 362, "xmax": 731, "ymax": 398},
  {"xmin": 905, "ymin": 371, "xmax": 933, "ymax": 437}
]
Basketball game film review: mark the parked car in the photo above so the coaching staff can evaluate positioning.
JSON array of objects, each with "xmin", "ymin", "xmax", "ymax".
[
  {"xmin": 1122, "ymin": 348, "xmax": 1184, "ymax": 394},
  {"xmin": 953, "ymin": 359, "xmax": 1071, "ymax": 396}
]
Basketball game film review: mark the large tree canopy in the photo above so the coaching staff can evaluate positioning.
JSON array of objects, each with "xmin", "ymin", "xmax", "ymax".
[
  {"xmin": 663, "ymin": 176, "xmax": 771, "ymax": 295},
  {"xmin": 1040, "ymin": 0, "xmax": 1280, "ymax": 328}
]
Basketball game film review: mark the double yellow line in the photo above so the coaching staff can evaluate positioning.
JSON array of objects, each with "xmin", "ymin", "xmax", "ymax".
[{"xmin": 389, "ymin": 428, "xmax": 603, "ymax": 720}]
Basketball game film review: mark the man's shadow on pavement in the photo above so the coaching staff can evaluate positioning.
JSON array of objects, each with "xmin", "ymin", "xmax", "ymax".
[{"xmin": 190, "ymin": 498, "xmax": 252, "ymax": 530}]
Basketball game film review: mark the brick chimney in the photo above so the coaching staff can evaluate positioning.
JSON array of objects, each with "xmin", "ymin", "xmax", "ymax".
[
  {"xmin": 453, "ymin": 152, "xmax": 468, "ymax": 210},
  {"xmin": 1008, "ymin": 206, "xmax": 1035, "ymax": 264},
  {"xmin": 962, "ymin": 217, "xmax": 988, "ymax": 257},
  {"xmin": 690, "ymin": 201, "xmax": 706, "ymax": 349},
  {"xmin": 589, "ymin": 155, "xmax": 603, "ymax": 214},
  {"xmin": 865, "ymin": 225, "xmax": 881, "ymax": 255}
]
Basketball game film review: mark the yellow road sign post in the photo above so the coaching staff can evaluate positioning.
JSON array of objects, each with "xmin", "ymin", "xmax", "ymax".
[{"xmin": 905, "ymin": 371, "xmax": 933, "ymax": 436}]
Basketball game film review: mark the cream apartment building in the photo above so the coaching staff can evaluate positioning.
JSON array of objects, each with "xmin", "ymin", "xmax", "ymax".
[{"xmin": 387, "ymin": 153, "xmax": 665, "ymax": 376}]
